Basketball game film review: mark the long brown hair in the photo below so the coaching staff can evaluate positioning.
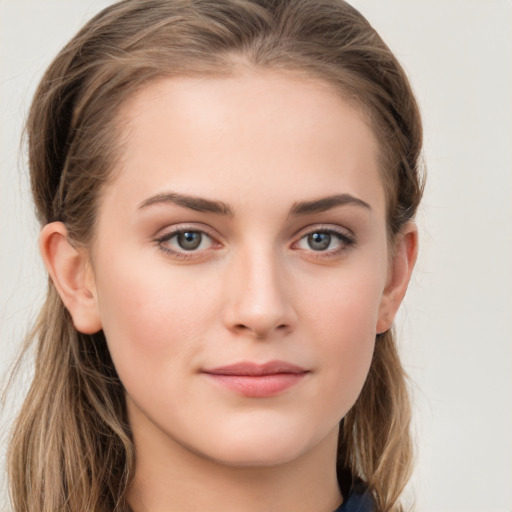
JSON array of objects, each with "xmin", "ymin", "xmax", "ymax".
[{"xmin": 6, "ymin": 1, "xmax": 424, "ymax": 510}]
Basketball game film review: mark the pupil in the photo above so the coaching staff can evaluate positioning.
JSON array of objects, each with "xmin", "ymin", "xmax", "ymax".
[
  {"xmin": 177, "ymin": 231, "xmax": 202, "ymax": 250},
  {"xmin": 308, "ymin": 232, "xmax": 331, "ymax": 251}
]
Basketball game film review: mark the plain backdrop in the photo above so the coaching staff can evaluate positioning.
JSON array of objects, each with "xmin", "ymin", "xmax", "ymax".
[{"xmin": 1, "ymin": 1, "xmax": 511, "ymax": 511}]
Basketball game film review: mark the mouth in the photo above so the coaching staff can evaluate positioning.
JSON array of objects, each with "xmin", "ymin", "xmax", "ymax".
[{"xmin": 201, "ymin": 360, "xmax": 310, "ymax": 398}]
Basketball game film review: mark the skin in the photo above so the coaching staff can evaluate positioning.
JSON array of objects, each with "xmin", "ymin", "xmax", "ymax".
[{"xmin": 40, "ymin": 69, "xmax": 417, "ymax": 512}]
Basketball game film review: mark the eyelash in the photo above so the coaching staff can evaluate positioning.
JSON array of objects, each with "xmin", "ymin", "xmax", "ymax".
[{"xmin": 154, "ymin": 225, "xmax": 356, "ymax": 260}]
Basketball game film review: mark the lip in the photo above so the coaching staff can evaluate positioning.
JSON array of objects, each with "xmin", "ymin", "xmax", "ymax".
[{"xmin": 202, "ymin": 360, "xmax": 309, "ymax": 398}]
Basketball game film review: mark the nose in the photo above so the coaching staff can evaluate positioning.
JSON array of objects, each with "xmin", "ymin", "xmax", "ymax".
[{"xmin": 222, "ymin": 248, "xmax": 297, "ymax": 340}]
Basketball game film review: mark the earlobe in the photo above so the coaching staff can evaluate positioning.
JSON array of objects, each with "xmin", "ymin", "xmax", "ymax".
[
  {"xmin": 376, "ymin": 222, "xmax": 418, "ymax": 335},
  {"xmin": 39, "ymin": 222, "xmax": 102, "ymax": 334}
]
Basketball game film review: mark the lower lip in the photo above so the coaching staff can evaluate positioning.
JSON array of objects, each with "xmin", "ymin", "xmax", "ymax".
[{"xmin": 203, "ymin": 373, "xmax": 308, "ymax": 398}]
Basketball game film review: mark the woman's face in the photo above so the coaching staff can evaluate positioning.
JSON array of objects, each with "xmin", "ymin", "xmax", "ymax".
[{"xmin": 87, "ymin": 71, "xmax": 394, "ymax": 467}]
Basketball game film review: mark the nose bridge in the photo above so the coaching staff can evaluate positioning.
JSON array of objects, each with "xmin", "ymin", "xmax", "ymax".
[{"xmin": 223, "ymin": 241, "xmax": 296, "ymax": 338}]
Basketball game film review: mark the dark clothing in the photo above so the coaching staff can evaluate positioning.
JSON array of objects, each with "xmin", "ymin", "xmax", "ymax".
[{"xmin": 334, "ymin": 489, "xmax": 374, "ymax": 511}]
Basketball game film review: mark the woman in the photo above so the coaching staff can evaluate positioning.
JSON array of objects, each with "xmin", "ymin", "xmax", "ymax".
[{"xmin": 6, "ymin": 1, "xmax": 423, "ymax": 511}]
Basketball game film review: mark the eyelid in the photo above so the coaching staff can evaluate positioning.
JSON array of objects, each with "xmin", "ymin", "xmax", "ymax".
[
  {"xmin": 292, "ymin": 223, "xmax": 355, "ymax": 241},
  {"xmin": 154, "ymin": 222, "xmax": 219, "ymax": 239}
]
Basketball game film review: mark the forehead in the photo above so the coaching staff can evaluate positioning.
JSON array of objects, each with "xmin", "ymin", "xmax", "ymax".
[{"xmin": 108, "ymin": 70, "xmax": 385, "ymax": 216}]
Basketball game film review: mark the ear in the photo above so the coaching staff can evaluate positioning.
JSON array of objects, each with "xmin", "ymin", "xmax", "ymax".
[
  {"xmin": 39, "ymin": 222, "xmax": 102, "ymax": 334},
  {"xmin": 376, "ymin": 222, "xmax": 418, "ymax": 335}
]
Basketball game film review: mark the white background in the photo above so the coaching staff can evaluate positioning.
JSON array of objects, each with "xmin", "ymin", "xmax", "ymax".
[{"xmin": 1, "ymin": 1, "xmax": 511, "ymax": 511}]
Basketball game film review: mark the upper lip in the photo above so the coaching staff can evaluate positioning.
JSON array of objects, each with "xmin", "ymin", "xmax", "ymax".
[{"xmin": 202, "ymin": 360, "xmax": 308, "ymax": 376}]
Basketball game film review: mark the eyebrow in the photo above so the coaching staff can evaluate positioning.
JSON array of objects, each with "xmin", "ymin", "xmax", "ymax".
[
  {"xmin": 137, "ymin": 191, "xmax": 371, "ymax": 217},
  {"xmin": 138, "ymin": 192, "xmax": 234, "ymax": 216},
  {"xmin": 289, "ymin": 194, "xmax": 371, "ymax": 216}
]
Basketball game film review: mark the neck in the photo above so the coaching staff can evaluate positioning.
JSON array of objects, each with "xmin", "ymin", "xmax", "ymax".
[{"xmin": 126, "ymin": 408, "xmax": 343, "ymax": 512}]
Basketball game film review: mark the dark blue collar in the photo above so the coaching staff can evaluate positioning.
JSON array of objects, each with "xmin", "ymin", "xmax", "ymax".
[{"xmin": 333, "ymin": 489, "xmax": 374, "ymax": 512}]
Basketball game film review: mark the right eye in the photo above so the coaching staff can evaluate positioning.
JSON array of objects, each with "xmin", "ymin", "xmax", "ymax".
[
  {"xmin": 171, "ymin": 231, "xmax": 208, "ymax": 251},
  {"xmin": 155, "ymin": 227, "xmax": 219, "ymax": 260}
]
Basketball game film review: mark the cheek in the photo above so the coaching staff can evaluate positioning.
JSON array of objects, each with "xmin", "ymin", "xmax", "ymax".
[
  {"xmin": 301, "ymin": 263, "xmax": 384, "ymax": 342},
  {"xmin": 300, "ymin": 268, "xmax": 383, "ymax": 407},
  {"xmin": 93, "ymin": 255, "xmax": 216, "ymax": 382}
]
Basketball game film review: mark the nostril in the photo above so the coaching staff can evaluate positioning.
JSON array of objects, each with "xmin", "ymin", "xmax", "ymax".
[
  {"xmin": 234, "ymin": 324, "xmax": 260, "ymax": 336},
  {"xmin": 232, "ymin": 322, "xmax": 290, "ymax": 339}
]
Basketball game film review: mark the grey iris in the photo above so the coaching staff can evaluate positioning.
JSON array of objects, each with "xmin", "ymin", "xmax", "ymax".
[
  {"xmin": 177, "ymin": 231, "xmax": 202, "ymax": 250},
  {"xmin": 308, "ymin": 232, "xmax": 331, "ymax": 251}
]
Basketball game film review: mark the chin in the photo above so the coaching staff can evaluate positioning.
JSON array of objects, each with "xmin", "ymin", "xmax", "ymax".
[
  {"xmin": 189, "ymin": 426, "xmax": 327, "ymax": 469},
  {"xmin": 205, "ymin": 444, "xmax": 306, "ymax": 468}
]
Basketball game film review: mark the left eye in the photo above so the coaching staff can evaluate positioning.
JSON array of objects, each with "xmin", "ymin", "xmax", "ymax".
[
  {"xmin": 174, "ymin": 231, "xmax": 205, "ymax": 250},
  {"xmin": 296, "ymin": 230, "xmax": 353, "ymax": 252}
]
